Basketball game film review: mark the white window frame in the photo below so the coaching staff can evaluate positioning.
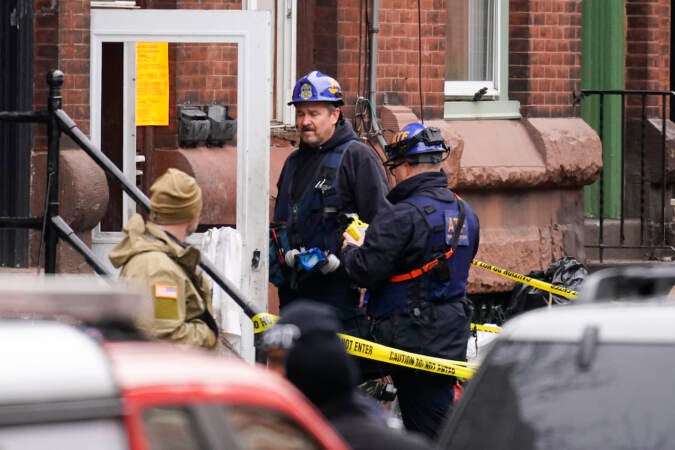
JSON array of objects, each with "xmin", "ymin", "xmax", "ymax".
[
  {"xmin": 444, "ymin": 0, "xmax": 520, "ymax": 119},
  {"xmin": 90, "ymin": 9, "xmax": 271, "ymax": 362},
  {"xmin": 245, "ymin": 0, "xmax": 297, "ymax": 125},
  {"xmin": 444, "ymin": 0, "xmax": 501, "ymax": 98}
]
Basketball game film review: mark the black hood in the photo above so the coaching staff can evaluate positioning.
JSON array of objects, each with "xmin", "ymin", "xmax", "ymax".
[{"xmin": 278, "ymin": 300, "xmax": 358, "ymax": 407}]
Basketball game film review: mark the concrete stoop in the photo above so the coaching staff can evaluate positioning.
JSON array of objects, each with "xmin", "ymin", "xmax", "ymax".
[{"xmin": 584, "ymin": 217, "xmax": 675, "ymax": 268}]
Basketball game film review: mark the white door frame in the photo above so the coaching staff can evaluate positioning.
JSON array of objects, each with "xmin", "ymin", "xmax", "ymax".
[
  {"xmin": 245, "ymin": 0, "xmax": 296, "ymax": 124},
  {"xmin": 90, "ymin": 9, "xmax": 271, "ymax": 360}
]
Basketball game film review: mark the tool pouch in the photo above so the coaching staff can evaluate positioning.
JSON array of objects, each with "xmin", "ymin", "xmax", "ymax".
[{"xmin": 269, "ymin": 223, "xmax": 291, "ymax": 287}]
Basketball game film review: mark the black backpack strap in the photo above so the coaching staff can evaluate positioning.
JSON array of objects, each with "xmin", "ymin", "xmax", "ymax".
[{"xmin": 314, "ymin": 139, "xmax": 356, "ymax": 218}]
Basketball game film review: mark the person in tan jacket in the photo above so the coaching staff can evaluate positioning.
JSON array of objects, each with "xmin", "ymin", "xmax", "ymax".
[{"xmin": 109, "ymin": 168, "xmax": 218, "ymax": 350}]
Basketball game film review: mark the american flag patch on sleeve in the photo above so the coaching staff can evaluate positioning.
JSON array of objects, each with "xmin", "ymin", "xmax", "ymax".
[{"xmin": 154, "ymin": 284, "xmax": 178, "ymax": 299}]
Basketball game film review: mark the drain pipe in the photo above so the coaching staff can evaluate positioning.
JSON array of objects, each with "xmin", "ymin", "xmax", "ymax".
[
  {"xmin": 368, "ymin": 0, "xmax": 379, "ymax": 108},
  {"xmin": 368, "ymin": 0, "xmax": 388, "ymax": 149}
]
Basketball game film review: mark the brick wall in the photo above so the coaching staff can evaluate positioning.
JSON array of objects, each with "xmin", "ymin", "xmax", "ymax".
[
  {"xmin": 509, "ymin": 0, "xmax": 582, "ymax": 118},
  {"xmin": 626, "ymin": 0, "xmax": 670, "ymax": 91},
  {"xmin": 316, "ymin": 1, "xmax": 339, "ymax": 79},
  {"xmin": 336, "ymin": 0, "xmax": 446, "ymax": 120},
  {"xmin": 34, "ymin": 0, "xmax": 241, "ymax": 150},
  {"xmin": 625, "ymin": 0, "xmax": 671, "ymax": 117},
  {"xmin": 337, "ymin": 0, "xmax": 585, "ymax": 121},
  {"xmin": 148, "ymin": 0, "xmax": 240, "ymax": 148},
  {"xmin": 33, "ymin": 0, "xmax": 91, "ymax": 148}
]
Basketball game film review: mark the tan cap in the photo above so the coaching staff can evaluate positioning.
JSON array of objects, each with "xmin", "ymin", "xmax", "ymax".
[{"xmin": 149, "ymin": 168, "xmax": 203, "ymax": 225}]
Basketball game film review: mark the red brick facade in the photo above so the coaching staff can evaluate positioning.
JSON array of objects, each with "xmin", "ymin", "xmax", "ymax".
[
  {"xmin": 337, "ymin": 0, "xmax": 447, "ymax": 120},
  {"xmin": 626, "ymin": 0, "xmax": 670, "ymax": 91},
  {"xmin": 509, "ymin": 0, "xmax": 582, "ymax": 118},
  {"xmin": 34, "ymin": 0, "xmax": 92, "ymax": 147},
  {"xmin": 625, "ymin": 0, "xmax": 671, "ymax": 117}
]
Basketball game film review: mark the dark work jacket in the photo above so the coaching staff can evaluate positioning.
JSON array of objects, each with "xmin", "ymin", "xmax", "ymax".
[
  {"xmin": 273, "ymin": 119, "xmax": 390, "ymax": 313},
  {"xmin": 320, "ymin": 394, "xmax": 431, "ymax": 450},
  {"xmin": 341, "ymin": 171, "xmax": 480, "ymax": 318}
]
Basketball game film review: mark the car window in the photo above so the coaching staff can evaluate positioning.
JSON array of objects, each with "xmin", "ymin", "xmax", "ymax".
[
  {"xmin": 0, "ymin": 419, "xmax": 128, "ymax": 450},
  {"xmin": 224, "ymin": 404, "xmax": 322, "ymax": 450},
  {"xmin": 440, "ymin": 340, "xmax": 675, "ymax": 450},
  {"xmin": 143, "ymin": 407, "xmax": 208, "ymax": 450}
]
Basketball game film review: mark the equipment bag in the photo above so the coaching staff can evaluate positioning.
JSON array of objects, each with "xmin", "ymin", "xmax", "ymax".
[{"xmin": 269, "ymin": 223, "xmax": 291, "ymax": 287}]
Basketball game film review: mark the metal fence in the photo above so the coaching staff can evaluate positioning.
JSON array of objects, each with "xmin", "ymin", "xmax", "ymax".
[{"xmin": 575, "ymin": 89, "xmax": 674, "ymax": 263}]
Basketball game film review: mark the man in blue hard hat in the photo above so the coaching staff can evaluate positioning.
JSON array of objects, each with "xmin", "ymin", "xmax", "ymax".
[
  {"xmin": 341, "ymin": 122, "xmax": 480, "ymax": 439},
  {"xmin": 270, "ymin": 71, "xmax": 390, "ymax": 337}
]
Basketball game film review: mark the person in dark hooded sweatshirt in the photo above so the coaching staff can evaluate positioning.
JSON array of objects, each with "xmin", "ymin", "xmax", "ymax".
[
  {"xmin": 262, "ymin": 299, "xmax": 430, "ymax": 450},
  {"xmin": 271, "ymin": 71, "xmax": 390, "ymax": 339}
]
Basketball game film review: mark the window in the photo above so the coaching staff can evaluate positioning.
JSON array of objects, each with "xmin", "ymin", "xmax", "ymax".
[
  {"xmin": 444, "ymin": 0, "xmax": 520, "ymax": 119},
  {"xmin": 225, "ymin": 404, "xmax": 321, "ymax": 450},
  {"xmin": 445, "ymin": 0, "xmax": 499, "ymax": 98},
  {"xmin": 143, "ymin": 407, "xmax": 206, "ymax": 450}
]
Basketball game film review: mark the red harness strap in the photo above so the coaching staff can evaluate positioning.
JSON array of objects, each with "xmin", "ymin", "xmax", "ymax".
[
  {"xmin": 388, "ymin": 193, "xmax": 466, "ymax": 284},
  {"xmin": 389, "ymin": 248, "xmax": 455, "ymax": 282}
]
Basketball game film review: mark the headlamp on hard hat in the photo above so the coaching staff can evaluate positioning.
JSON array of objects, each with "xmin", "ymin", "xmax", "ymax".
[{"xmin": 384, "ymin": 126, "xmax": 448, "ymax": 161}]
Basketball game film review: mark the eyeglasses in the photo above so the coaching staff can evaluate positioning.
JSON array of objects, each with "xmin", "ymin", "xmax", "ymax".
[{"xmin": 383, "ymin": 159, "xmax": 406, "ymax": 174}]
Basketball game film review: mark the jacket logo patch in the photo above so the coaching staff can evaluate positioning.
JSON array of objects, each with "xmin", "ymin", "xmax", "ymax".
[
  {"xmin": 444, "ymin": 211, "xmax": 469, "ymax": 246},
  {"xmin": 154, "ymin": 284, "xmax": 178, "ymax": 299},
  {"xmin": 153, "ymin": 284, "xmax": 179, "ymax": 320}
]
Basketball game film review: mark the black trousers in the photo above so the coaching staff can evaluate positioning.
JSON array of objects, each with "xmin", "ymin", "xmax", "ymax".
[{"xmin": 367, "ymin": 301, "xmax": 470, "ymax": 439}]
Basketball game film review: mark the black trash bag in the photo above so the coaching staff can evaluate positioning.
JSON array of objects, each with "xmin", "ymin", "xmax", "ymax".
[
  {"xmin": 505, "ymin": 257, "xmax": 588, "ymax": 319},
  {"xmin": 546, "ymin": 256, "xmax": 588, "ymax": 294}
]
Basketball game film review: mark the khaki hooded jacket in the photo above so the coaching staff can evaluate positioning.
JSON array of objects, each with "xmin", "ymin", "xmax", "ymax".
[{"xmin": 109, "ymin": 214, "xmax": 217, "ymax": 350}]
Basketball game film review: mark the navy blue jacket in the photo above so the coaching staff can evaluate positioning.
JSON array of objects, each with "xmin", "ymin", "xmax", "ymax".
[
  {"xmin": 342, "ymin": 171, "xmax": 480, "ymax": 318},
  {"xmin": 273, "ymin": 119, "xmax": 390, "ymax": 311}
]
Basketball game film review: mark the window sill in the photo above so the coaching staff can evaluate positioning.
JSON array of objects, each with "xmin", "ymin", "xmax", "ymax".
[{"xmin": 444, "ymin": 100, "xmax": 521, "ymax": 120}]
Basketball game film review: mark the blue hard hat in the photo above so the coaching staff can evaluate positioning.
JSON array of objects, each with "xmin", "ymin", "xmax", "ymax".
[
  {"xmin": 289, "ymin": 71, "xmax": 344, "ymax": 106},
  {"xmin": 384, "ymin": 122, "xmax": 448, "ymax": 162}
]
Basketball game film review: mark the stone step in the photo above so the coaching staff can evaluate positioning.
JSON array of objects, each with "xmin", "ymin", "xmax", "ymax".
[{"xmin": 585, "ymin": 258, "xmax": 674, "ymax": 273}]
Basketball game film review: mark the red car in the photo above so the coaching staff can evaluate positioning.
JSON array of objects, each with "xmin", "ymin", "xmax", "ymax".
[{"xmin": 0, "ymin": 275, "xmax": 348, "ymax": 450}]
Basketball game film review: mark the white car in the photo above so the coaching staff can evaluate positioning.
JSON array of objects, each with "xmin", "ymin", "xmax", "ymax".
[{"xmin": 439, "ymin": 267, "xmax": 675, "ymax": 450}]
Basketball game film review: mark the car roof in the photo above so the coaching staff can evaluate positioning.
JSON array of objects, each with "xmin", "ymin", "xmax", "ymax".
[
  {"xmin": 0, "ymin": 320, "xmax": 118, "ymax": 404},
  {"xmin": 499, "ymin": 298, "xmax": 675, "ymax": 343},
  {"xmin": 576, "ymin": 265, "xmax": 675, "ymax": 303},
  {"xmin": 0, "ymin": 274, "xmax": 151, "ymax": 324},
  {"xmin": 105, "ymin": 341, "xmax": 349, "ymax": 449},
  {"xmin": 106, "ymin": 340, "xmax": 308, "ymax": 405}
]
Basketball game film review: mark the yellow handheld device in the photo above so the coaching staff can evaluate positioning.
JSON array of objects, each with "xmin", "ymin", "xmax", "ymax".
[{"xmin": 345, "ymin": 214, "xmax": 369, "ymax": 240}]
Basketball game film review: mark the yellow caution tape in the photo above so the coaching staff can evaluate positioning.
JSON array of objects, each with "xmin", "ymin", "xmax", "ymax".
[
  {"xmin": 339, "ymin": 333, "xmax": 476, "ymax": 379},
  {"xmin": 471, "ymin": 259, "xmax": 578, "ymax": 299},
  {"xmin": 471, "ymin": 323, "xmax": 502, "ymax": 334},
  {"xmin": 252, "ymin": 312, "xmax": 478, "ymax": 378},
  {"xmin": 252, "ymin": 312, "xmax": 279, "ymax": 333}
]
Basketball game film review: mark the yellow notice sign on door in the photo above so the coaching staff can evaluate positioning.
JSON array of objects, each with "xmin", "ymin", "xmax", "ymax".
[{"xmin": 136, "ymin": 42, "xmax": 169, "ymax": 126}]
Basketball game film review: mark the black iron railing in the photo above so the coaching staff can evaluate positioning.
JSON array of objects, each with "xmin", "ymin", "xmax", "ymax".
[{"xmin": 573, "ymin": 89, "xmax": 674, "ymax": 262}]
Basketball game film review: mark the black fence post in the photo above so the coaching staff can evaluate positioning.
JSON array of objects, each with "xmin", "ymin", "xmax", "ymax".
[{"xmin": 44, "ymin": 69, "xmax": 64, "ymax": 273}]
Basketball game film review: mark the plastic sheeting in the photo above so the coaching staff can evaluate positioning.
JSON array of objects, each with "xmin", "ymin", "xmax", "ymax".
[
  {"xmin": 200, "ymin": 227, "xmax": 245, "ymax": 357},
  {"xmin": 467, "ymin": 329, "xmax": 500, "ymax": 365}
]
